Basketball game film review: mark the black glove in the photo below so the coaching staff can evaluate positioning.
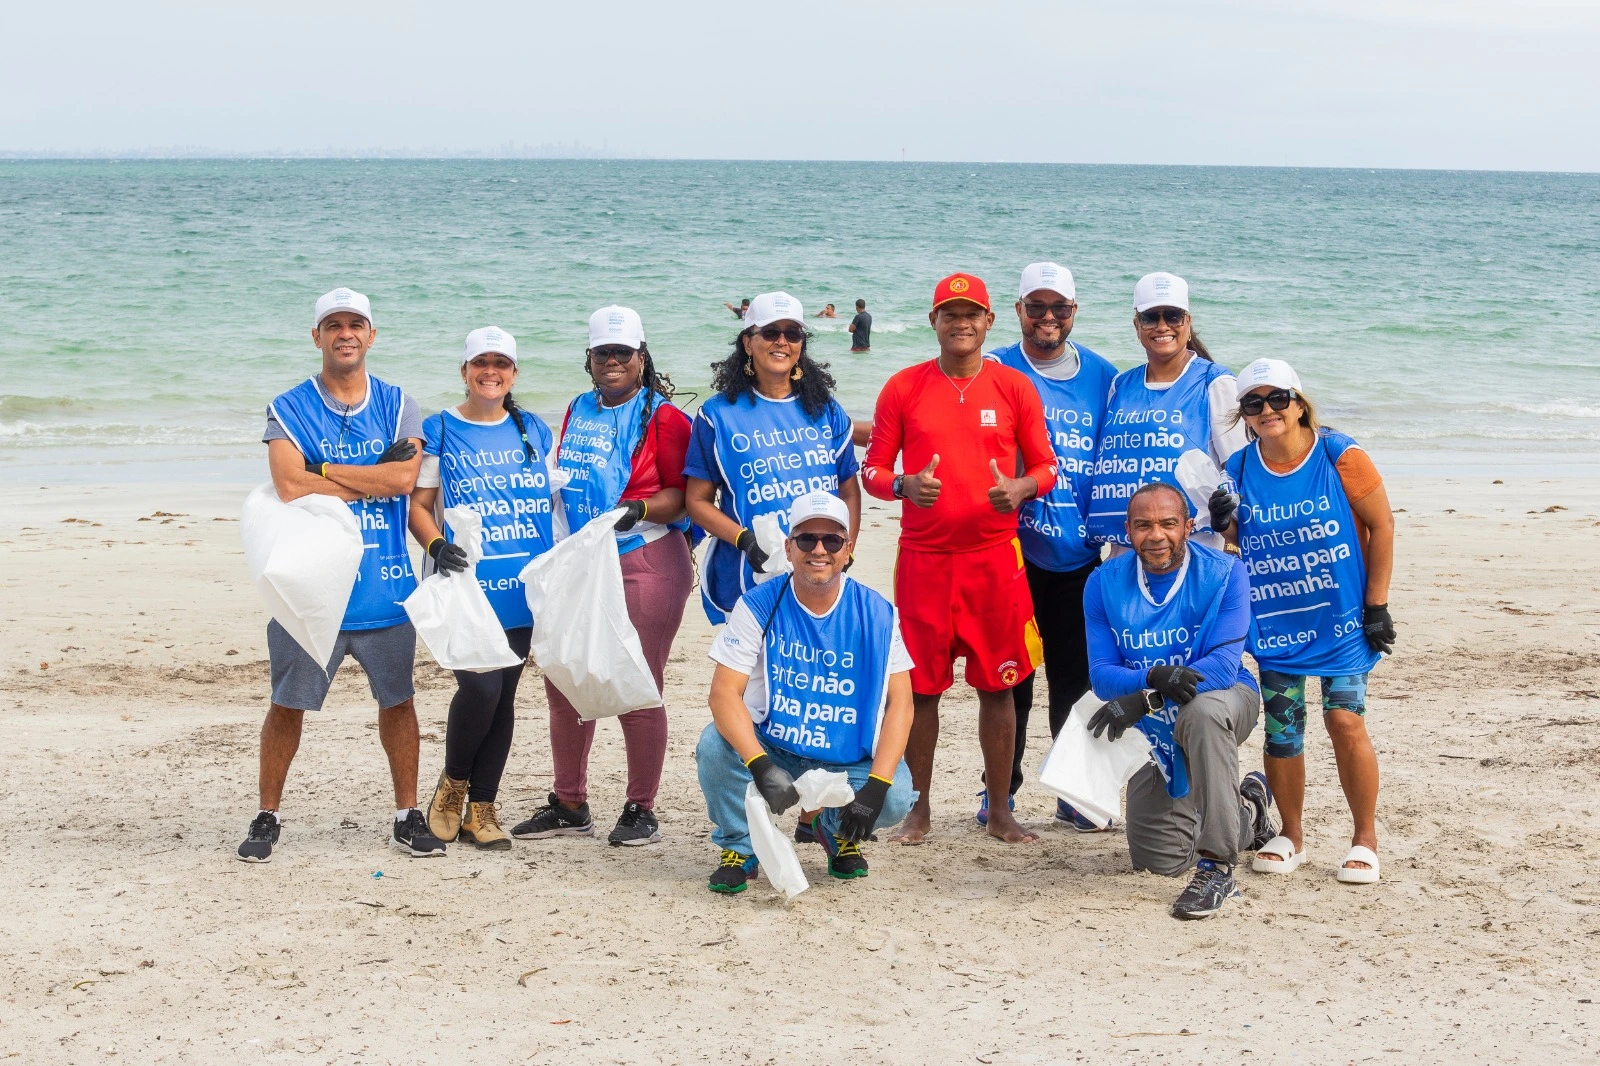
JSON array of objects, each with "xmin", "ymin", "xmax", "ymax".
[
  {"xmin": 1087, "ymin": 691, "xmax": 1156, "ymax": 743},
  {"xmin": 304, "ymin": 459, "xmax": 325, "ymax": 476},
  {"xmin": 1146, "ymin": 664, "xmax": 1205, "ymax": 706},
  {"xmin": 427, "ymin": 537, "xmax": 469, "ymax": 575},
  {"xmin": 836, "ymin": 775, "xmax": 890, "ymax": 842},
  {"xmin": 1208, "ymin": 486, "xmax": 1239, "ymax": 533},
  {"xmin": 746, "ymin": 753, "xmax": 799, "ymax": 814},
  {"xmin": 377, "ymin": 439, "xmax": 417, "ymax": 464},
  {"xmin": 1363, "ymin": 603, "xmax": 1396, "ymax": 655},
  {"xmin": 735, "ymin": 528, "xmax": 770, "ymax": 575},
  {"xmin": 614, "ymin": 499, "xmax": 647, "ymax": 532}
]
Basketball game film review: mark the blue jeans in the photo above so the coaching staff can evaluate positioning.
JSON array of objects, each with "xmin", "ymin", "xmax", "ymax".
[{"xmin": 694, "ymin": 722, "xmax": 917, "ymax": 856}]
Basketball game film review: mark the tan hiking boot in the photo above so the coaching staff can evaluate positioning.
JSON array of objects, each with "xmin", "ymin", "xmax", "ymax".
[
  {"xmin": 461, "ymin": 801, "xmax": 512, "ymax": 850},
  {"xmin": 427, "ymin": 772, "xmax": 470, "ymax": 842}
]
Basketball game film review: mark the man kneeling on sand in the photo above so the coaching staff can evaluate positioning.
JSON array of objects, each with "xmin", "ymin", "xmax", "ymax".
[{"xmin": 695, "ymin": 491, "xmax": 917, "ymax": 893}]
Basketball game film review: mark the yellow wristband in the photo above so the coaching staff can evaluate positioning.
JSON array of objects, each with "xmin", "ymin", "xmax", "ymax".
[
  {"xmin": 868, "ymin": 774, "xmax": 894, "ymax": 786},
  {"xmin": 427, "ymin": 537, "xmax": 444, "ymax": 555},
  {"xmin": 743, "ymin": 752, "xmax": 765, "ymax": 769},
  {"xmin": 639, "ymin": 501, "xmax": 649, "ymax": 520},
  {"xmin": 319, "ymin": 462, "xmax": 329, "ymax": 478}
]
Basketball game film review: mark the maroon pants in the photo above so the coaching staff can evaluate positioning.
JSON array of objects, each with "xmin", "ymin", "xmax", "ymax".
[{"xmin": 546, "ymin": 531, "xmax": 693, "ymax": 809}]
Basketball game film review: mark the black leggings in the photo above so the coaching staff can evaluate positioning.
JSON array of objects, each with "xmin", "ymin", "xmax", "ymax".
[{"xmin": 444, "ymin": 627, "xmax": 532, "ymax": 803}]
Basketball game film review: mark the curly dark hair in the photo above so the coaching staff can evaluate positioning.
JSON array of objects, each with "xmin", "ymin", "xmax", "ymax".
[
  {"xmin": 709, "ymin": 326, "xmax": 838, "ymax": 419},
  {"xmin": 584, "ymin": 342, "xmax": 675, "ymax": 458}
]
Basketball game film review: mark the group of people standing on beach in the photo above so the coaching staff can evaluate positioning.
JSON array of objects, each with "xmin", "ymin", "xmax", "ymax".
[{"xmin": 240, "ymin": 262, "xmax": 1396, "ymax": 921}]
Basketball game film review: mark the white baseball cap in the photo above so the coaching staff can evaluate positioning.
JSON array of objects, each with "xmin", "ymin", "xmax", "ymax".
[
  {"xmin": 588, "ymin": 305, "xmax": 645, "ymax": 350},
  {"xmin": 787, "ymin": 490, "xmax": 849, "ymax": 532},
  {"xmin": 745, "ymin": 291, "xmax": 805, "ymax": 329},
  {"xmin": 462, "ymin": 326, "xmax": 517, "ymax": 365},
  {"xmin": 1133, "ymin": 272, "xmax": 1190, "ymax": 313},
  {"xmin": 314, "ymin": 287, "xmax": 373, "ymax": 329},
  {"xmin": 1019, "ymin": 262, "xmax": 1075, "ymax": 302},
  {"xmin": 1235, "ymin": 358, "xmax": 1303, "ymax": 400}
]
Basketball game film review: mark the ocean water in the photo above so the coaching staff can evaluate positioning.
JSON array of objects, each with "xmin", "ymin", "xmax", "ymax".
[{"xmin": 3, "ymin": 159, "xmax": 1598, "ymax": 484}]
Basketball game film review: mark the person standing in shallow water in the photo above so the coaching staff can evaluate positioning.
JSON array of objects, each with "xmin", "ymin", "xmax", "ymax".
[{"xmin": 848, "ymin": 299, "xmax": 871, "ymax": 352}]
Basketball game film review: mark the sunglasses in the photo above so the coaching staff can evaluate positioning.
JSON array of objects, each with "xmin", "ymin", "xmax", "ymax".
[
  {"xmin": 590, "ymin": 346, "xmax": 639, "ymax": 364},
  {"xmin": 790, "ymin": 532, "xmax": 847, "ymax": 554},
  {"xmin": 1137, "ymin": 307, "xmax": 1188, "ymax": 327},
  {"xmin": 1239, "ymin": 389, "xmax": 1297, "ymax": 416},
  {"xmin": 756, "ymin": 325, "xmax": 806, "ymax": 344},
  {"xmin": 1023, "ymin": 301, "xmax": 1075, "ymax": 320}
]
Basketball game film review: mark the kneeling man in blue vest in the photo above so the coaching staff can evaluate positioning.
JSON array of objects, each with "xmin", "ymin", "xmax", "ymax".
[
  {"xmin": 696, "ymin": 490, "xmax": 917, "ymax": 893},
  {"xmin": 1083, "ymin": 482, "xmax": 1278, "ymax": 920}
]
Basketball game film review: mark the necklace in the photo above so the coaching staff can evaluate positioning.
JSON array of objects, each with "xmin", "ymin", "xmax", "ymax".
[{"xmin": 938, "ymin": 357, "xmax": 984, "ymax": 404}]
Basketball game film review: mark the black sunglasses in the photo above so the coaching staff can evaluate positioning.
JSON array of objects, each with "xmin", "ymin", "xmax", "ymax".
[
  {"xmin": 1023, "ymin": 301, "xmax": 1075, "ymax": 320},
  {"xmin": 590, "ymin": 346, "xmax": 638, "ymax": 364},
  {"xmin": 1137, "ymin": 307, "xmax": 1188, "ymax": 327},
  {"xmin": 790, "ymin": 532, "xmax": 847, "ymax": 554},
  {"xmin": 1239, "ymin": 389, "xmax": 1297, "ymax": 416},
  {"xmin": 756, "ymin": 325, "xmax": 806, "ymax": 344}
]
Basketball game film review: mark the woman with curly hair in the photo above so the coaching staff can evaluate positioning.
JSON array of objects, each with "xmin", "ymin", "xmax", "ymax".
[{"xmin": 684, "ymin": 291, "xmax": 862, "ymax": 623}]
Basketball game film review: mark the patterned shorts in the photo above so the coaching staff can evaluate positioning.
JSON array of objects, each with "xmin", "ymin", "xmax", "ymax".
[{"xmin": 1258, "ymin": 669, "xmax": 1368, "ymax": 759}]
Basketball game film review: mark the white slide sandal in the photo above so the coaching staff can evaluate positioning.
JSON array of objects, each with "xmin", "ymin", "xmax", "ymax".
[
  {"xmin": 1336, "ymin": 845, "xmax": 1381, "ymax": 884},
  {"xmin": 1251, "ymin": 835, "xmax": 1306, "ymax": 874}
]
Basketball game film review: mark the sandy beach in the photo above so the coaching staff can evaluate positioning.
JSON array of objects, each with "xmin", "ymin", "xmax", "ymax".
[{"xmin": 2, "ymin": 474, "xmax": 1598, "ymax": 1064}]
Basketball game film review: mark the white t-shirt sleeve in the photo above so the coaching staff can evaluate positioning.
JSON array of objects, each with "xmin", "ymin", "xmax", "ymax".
[
  {"xmin": 416, "ymin": 453, "xmax": 441, "ymax": 489},
  {"xmin": 708, "ymin": 599, "xmax": 763, "ymax": 676},
  {"xmin": 888, "ymin": 608, "xmax": 914, "ymax": 674},
  {"xmin": 1208, "ymin": 375, "xmax": 1249, "ymax": 467}
]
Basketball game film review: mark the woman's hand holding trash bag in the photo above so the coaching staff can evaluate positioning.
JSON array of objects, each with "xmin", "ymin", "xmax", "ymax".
[
  {"xmin": 1207, "ymin": 486, "xmax": 1238, "ymax": 533},
  {"xmin": 735, "ymin": 528, "xmax": 770, "ymax": 574},
  {"xmin": 613, "ymin": 500, "xmax": 648, "ymax": 532}
]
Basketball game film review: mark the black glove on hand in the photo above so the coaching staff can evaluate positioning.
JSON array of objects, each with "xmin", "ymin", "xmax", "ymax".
[
  {"xmin": 1146, "ymin": 664, "xmax": 1205, "ymax": 706},
  {"xmin": 1363, "ymin": 603, "xmax": 1396, "ymax": 654},
  {"xmin": 836, "ymin": 775, "xmax": 890, "ymax": 842},
  {"xmin": 427, "ymin": 537, "xmax": 470, "ymax": 574},
  {"xmin": 735, "ymin": 528, "xmax": 770, "ymax": 575},
  {"xmin": 377, "ymin": 439, "xmax": 417, "ymax": 464},
  {"xmin": 304, "ymin": 459, "xmax": 325, "ymax": 475},
  {"xmin": 1208, "ymin": 486, "xmax": 1239, "ymax": 533},
  {"xmin": 614, "ymin": 500, "xmax": 647, "ymax": 532},
  {"xmin": 1087, "ymin": 691, "xmax": 1156, "ymax": 743},
  {"xmin": 746, "ymin": 753, "xmax": 799, "ymax": 814}
]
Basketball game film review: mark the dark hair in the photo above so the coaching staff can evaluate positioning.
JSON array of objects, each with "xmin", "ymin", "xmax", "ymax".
[
  {"xmin": 855, "ymin": 299, "xmax": 866, "ymax": 310},
  {"xmin": 1129, "ymin": 480, "xmax": 1188, "ymax": 514},
  {"xmin": 1188, "ymin": 330, "xmax": 1214, "ymax": 362},
  {"xmin": 710, "ymin": 326, "xmax": 838, "ymax": 419},
  {"xmin": 502, "ymin": 392, "xmax": 535, "ymax": 467},
  {"xmin": 585, "ymin": 342, "xmax": 674, "ymax": 459}
]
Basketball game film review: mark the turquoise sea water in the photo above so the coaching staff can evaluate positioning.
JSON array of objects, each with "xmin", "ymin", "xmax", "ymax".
[{"xmin": 3, "ymin": 160, "xmax": 1598, "ymax": 483}]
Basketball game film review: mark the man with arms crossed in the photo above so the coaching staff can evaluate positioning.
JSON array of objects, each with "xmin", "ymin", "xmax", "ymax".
[
  {"xmin": 696, "ymin": 491, "xmax": 917, "ymax": 892},
  {"xmin": 862, "ymin": 273, "xmax": 1058, "ymax": 845},
  {"xmin": 1081, "ymin": 482, "xmax": 1276, "ymax": 917},
  {"xmin": 237, "ymin": 287, "xmax": 443, "ymax": 862}
]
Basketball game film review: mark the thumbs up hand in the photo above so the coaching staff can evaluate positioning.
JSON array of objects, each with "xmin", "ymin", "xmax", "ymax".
[
  {"xmin": 987, "ymin": 458, "xmax": 1035, "ymax": 514},
  {"xmin": 904, "ymin": 454, "xmax": 942, "ymax": 508}
]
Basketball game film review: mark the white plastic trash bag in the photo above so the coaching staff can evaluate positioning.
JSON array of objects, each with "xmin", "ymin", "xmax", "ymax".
[
  {"xmin": 1038, "ymin": 693, "xmax": 1153, "ymax": 829},
  {"xmin": 520, "ymin": 508, "xmax": 661, "ymax": 720},
  {"xmin": 750, "ymin": 511, "xmax": 792, "ymax": 583},
  {"xmin": 403, "ymin": 507, "xmax": 521, "ymax": 673},
  {"xmin": 240, "ymin": 482, "xmax": 364, "ymax": 668},
  {"xmin": 1175, "ymin": 449, "xmax": 1225, "ymax": 527},
  {"xmin": 745, "ymin": 769, "xmax": 855, "ymax": 899}
]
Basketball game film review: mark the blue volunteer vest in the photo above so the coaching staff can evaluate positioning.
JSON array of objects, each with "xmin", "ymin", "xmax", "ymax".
[
  {"xmin": 692, "ymin": 392, "xmax": 857, "ymax": 619},
  {"xmin": 1225, "ymin": 430, "xmax": 1381, "ymax": 677},
  {"xmin": 990, "ymin": 341, "xmax": 1116, "ymax": 572},
  {"xmin": 424, "ymin": 408, "xmax": 558, "ymax": 631},
  {"xmin": 1097, "ymin": 541, "xmax": 1243, "ymax": 797},
  {"xmin": 268, "ymin": 374, "xmax": 416, "ymax": 630},
  {"xmin": 744, "ymin": 576, "xmax": 895, "ymax": 764},
  {"xmin": 1087, "ymin": 356, "xmax": 1234, "ymax": 547},
  {"xmin": 557, "ymin": 391, "xmax": 690, "ymax": 555}
]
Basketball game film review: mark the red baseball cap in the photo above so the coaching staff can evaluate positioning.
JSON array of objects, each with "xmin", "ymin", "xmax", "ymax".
[{"xmin": 932, "ymin": 272, "xmax": 991, "ymax": 312}]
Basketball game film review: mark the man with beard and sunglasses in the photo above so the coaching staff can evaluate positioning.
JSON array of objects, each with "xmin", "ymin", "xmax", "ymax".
[
  {"xmin": 696, "ymin": 491, "xmax": 916, "ymax": 893},
  {"xmin": 239, "ymin": 287, "xmax": 442, "ymax": 863},
  {"xmin": 979, "ymin": 262, "xmax": 1117, "ymax": 832},
  {"xmin": 1081, "ymin": 481, "xmax": 1275, "ymax": 919}
]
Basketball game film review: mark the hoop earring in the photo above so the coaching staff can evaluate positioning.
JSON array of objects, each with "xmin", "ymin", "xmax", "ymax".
[{"xmin": 790, "ymin": 364, "xmax": 803, "ymax": 382}]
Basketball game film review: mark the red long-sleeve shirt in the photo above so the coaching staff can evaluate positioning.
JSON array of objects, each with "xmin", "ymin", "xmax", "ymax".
[{"xmin": 862, "ymin": 358, "xmax": 1057, "ymax": 552}]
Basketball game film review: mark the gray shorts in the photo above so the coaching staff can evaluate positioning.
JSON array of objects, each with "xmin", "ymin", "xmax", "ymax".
[{"xmin": 267, "ymin": 619, "xmax": 417, "ymax": 712}]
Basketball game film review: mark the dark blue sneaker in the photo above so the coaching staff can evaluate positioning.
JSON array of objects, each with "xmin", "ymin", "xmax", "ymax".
[
  {"xmin": 1239, "ymin": 771, "xmax": 1278, "ymax": 851},
  {"xmin": 1171, "ymin": 859, "xmax": 1237, "ymax": 920},
  {"xmin": 1055, "ymin": 799, "xmax": 1116, "ymax": 833},
  {"xmin": 794, "ymin": 818, "xmax": 815, "ymax": 844},
  {"xmin": 974, "ymin": 789, "xmax": 1015, "ymax": 828}
]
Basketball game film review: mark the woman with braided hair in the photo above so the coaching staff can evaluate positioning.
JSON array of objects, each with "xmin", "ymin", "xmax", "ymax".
[
  {"xmin": 411, "ymin": 326, "xmax": 563, "ymax": 850},
  {"xmin": 510, "ymin": 305, "xmax": 694, "ymax": 848},
  {"xmin": 685, "ymin": 291, "xmax": 861, "ymax": 625}
]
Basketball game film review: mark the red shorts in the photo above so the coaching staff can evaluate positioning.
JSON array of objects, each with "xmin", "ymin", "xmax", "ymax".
[{"xmin": 894, "ymin": 538, "xmax": 1043, "ymax": 696}]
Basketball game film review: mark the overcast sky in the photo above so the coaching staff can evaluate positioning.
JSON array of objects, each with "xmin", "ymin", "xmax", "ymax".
[{"xmin": 4, "ymin": 0, "xmax": 1596, "ymax": 170}]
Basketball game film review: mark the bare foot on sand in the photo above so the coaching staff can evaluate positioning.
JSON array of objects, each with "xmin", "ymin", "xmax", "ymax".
[
  {"xmin": 890, "ymin": 808, "xmax": 931, "ymax": 845},
  {"xmin": 985, "ymin": 810, "xmax": 1040, "ymax": 844}
]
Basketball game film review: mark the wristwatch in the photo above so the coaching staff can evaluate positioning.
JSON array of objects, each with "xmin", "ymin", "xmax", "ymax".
[
  {"xmin": 1140, "ymin": 689, "xmax": 1164, "ymax": 712},
  {"xmin": 892, "ymin": 474, "xmax": 906, "ymax": 499}
]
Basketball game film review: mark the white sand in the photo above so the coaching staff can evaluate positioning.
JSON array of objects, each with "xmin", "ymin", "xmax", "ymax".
[{"xmin": 2, "ymin": 476, "xmax": 1598, "ymax": 1064}]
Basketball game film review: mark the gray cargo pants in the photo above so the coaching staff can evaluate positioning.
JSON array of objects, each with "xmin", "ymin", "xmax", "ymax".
[{"xmin": 1125, "ymin": 681, "xmax": 1261, "ymax": 875}]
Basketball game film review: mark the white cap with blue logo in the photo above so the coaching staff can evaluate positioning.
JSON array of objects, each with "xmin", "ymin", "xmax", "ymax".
[
  {"xmin": 745, "ymin": 291, "xmax": 805, "ymax": 329},
  {"xmin": 313, "ymin": 287, "xmax": 373, "ymax": 329},
  {"xmin": 462, "ymin": 326, "xmax": 517, "ymax": 365},
  {"xmin": 1133, "ymin": 271, "xmax": 1190, "ymax": 313},
  {"xmin": 588, "ymin": 305, "xmax": 645, "ymax": 349},
  {"xmin": 787, "ymin": 490, "xmax": 850, "ymax": 532},
  {"xmin": 1018, "ymin": 262, "xmax": 1075, "ymax": 301}
]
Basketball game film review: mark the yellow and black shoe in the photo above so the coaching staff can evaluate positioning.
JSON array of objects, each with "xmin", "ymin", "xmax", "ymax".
[
  {"xmin": 708, "ymin": 849, "xmax": 759, "ymax": 894},
  {"xmin": 460, "ymin": 801, "xmax": 513, "ymax": 851},
  {"xmin": 426, "ymin": 772, "xmax": 469, "ymax": 843},
  {"xmin": 819, "ymin": 829, "xmax": 869, "ymax": 879}
]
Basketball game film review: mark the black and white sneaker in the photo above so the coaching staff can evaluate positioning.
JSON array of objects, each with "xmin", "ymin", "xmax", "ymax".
[
  {"xmin": 392, "ymin": 809, "xmax": 447, "ymax": 857},
  {"xmin": 607, "ymin": 802, "xmax": 662, "ymax": 847},
  {"xmin": 1239, "ymin": 771, "xmax": 1278, "ymax": 851},
  {"xmin": 1171, "ymin": 859, "xmax": 1237, "ymax": 920},
  {"xmin": 236, "ymin": 810, "xmax": 280, "ymax": 863},
  {"xmin": 511, "ymin": 793, "xmax": 594, "ymax": 839}
]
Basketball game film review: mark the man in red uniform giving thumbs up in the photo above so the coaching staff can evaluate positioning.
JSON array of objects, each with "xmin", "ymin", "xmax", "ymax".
[{"xmin": 862, "ymin": 273, "xmax": 1059, "ymax": 844}]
